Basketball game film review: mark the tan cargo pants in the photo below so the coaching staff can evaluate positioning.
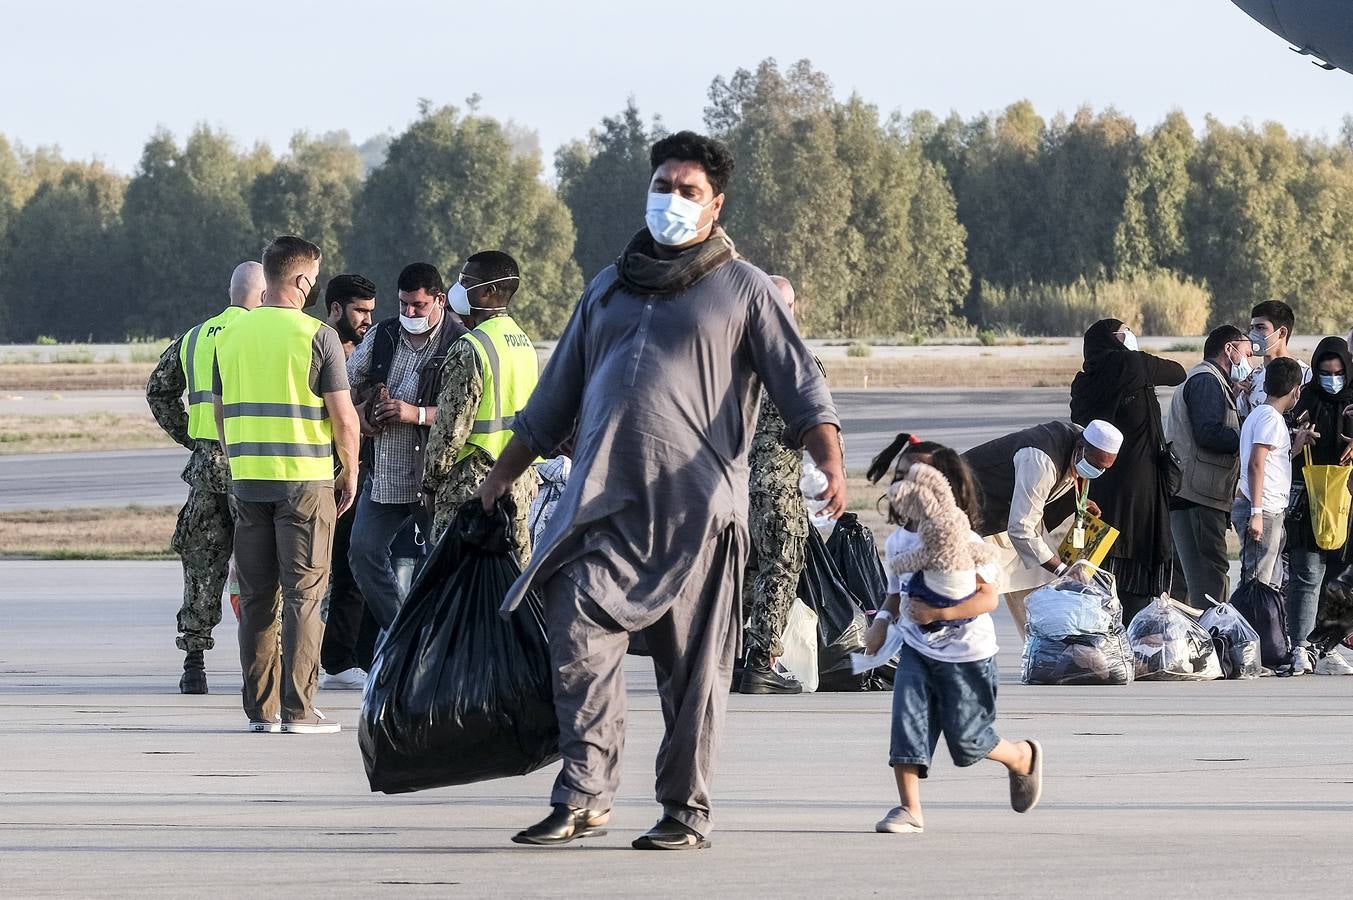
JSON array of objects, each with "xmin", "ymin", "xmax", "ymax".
[{"xmin": 233, "ymin": 487, "xmax": 336, "ymax": 724}]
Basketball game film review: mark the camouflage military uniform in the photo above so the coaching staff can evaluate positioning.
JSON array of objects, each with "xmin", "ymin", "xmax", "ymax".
[
  {"xmin": 146, "ymin": 337, "xmax": 234, "ymax": 653},
  {"xmin": 744, "ymin": 388, "xmax": 809, "ymax": 658},
  {"xmin": 422, "ymin": 338, "xmax": 538, "ymax": 562}
]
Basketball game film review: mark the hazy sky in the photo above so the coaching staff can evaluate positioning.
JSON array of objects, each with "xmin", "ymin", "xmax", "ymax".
[{"xmin": 4, "ymin": 0, "xmax": 1351, "ymax": 174}]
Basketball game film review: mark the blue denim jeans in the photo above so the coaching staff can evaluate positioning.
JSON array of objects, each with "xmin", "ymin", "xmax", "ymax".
[
  {"xmin": 348, "ymin": 480, "xmax": 427, "ymax": 629},
  {"xmin": 1285, "ymin": 544, "xmax": 1325, "ymax": 650},
  {"xmin": 889, "ymin": 644, "xmax": 1000, "ymax": 778}
]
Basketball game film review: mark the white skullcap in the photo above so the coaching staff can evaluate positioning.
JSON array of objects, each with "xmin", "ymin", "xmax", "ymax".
[{"xmin": 1083, "ymin": 419, "xmax": 1124, "ymax": 455}]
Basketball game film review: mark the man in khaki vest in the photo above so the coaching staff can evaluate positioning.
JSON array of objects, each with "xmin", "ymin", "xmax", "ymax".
[{"xmin": 1165, "ymin": 325, "xmax": 1250, "ymax": 608}]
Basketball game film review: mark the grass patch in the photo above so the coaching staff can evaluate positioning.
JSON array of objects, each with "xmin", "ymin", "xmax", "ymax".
[
  {"xmin": 0, "ymin": 362, "xmax": 155, "ymax": 391},
  {"xmin": 1167, "ymin": 340, "xmax": 1202, "ymax": 353},
  {"xmin": 846, "ymin": 341, "xmax": 873, "ymax": 358},
  {"xmin": 128, "ymin": 342, "xmax": 171, "ymax": 364},
  {"xmin": 0, "ymin": 412, "xmax": 168, "ymax": 454},
  {"xmin": 0, "ymin": 505, "xmax": 177, "ymax": 560}
]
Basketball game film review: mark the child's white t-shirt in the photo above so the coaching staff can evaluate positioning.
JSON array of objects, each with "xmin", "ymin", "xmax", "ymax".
[
  {"xmin": 1238, "ymin": 404, "xmax": 1292, "ymax": 514},
  {"xmin": 884, "ymin": 527, "xmax": 1000, "ymax": 663}
]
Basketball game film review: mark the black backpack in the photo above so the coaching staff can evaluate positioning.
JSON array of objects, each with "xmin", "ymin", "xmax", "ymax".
[{"xmin": 1228, "ymin": 579, "xmax": 1290, "ymax": 669}]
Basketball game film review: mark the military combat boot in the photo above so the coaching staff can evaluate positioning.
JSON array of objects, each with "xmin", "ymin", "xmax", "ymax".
[
  {"xmin": 179, "ymin": 650, "xmax": 207, "ymax": 694},
  {"xmin": 737, "ymin": 650, "xmax": 803, "ymax": 695}
]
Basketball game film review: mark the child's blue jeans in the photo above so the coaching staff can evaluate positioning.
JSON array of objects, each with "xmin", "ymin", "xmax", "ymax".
[{"xmin": 889, "ymin": 643, "xmax": 1000, "ymax": 778}]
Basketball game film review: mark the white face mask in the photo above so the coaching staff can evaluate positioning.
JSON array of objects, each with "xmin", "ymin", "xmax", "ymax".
[
  {"xmin": 645, "ymin": 190, "xmax": 714, "ymax": 246},
  {"xmin": 1115, "ymin": 328, "xmax": 1139, "ymax": 351},
  {"xmin": 449, "ymin": 274, "xmax": 521, "ymax": 316},
  {"xmin": 399, "ymin": 312, "xmax": 432, "ymax": 334}
]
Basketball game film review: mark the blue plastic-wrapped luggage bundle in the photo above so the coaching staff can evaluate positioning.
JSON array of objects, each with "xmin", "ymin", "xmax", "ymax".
[
  {"xmin": 359, "ymin": 499, "xmax": 559, "ymax": 794},
  {"xmin": 1021, "ymin": 561, "xmax": 1134, "ymax": 686}
]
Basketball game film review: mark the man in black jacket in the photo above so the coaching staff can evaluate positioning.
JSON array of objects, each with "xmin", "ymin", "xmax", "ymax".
[{"xmin": 1165, "ymin": 325, "xmax": 1250, "ymax": 608}]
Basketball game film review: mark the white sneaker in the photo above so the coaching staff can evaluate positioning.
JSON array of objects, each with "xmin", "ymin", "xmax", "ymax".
[
  {"xmin": 1316, "ymin": 648, "xmax": 1353, "ymax": 676},
  {"xmin": 1291, "ymin": 647, "xmax": 1314, "ymax": 676},
  {"xmin": 281, "ymin": 709, "xmax": 340, "ymax": 734},
  {"xmin": 320, "ymin": 667, "xmax": 367, "ymax": 690},
  {"xmin": 248, "ymin": 718, "xmax": 281, "ymax": 734}
]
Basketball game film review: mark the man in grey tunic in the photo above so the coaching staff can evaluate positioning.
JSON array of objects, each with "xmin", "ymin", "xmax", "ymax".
[{"xmin": 476, "ymin": 131, "xmax": 845, "ymax": 850}]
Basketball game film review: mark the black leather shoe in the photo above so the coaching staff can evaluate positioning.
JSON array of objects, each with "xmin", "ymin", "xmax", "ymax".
[
  {"xmin": 511, "ymin": 804, "xmax": 609, "ymax": 846},
  {"xmin": 179, "ymin": 650, "xmax": 207, "ymax": 695},
  {"xmin": 737, "ymin": 652, "xmax": 802, "ymax": 695},
  {"xmin": 631, "ymin": 816, "xmax": 711, "ymax": 850}
]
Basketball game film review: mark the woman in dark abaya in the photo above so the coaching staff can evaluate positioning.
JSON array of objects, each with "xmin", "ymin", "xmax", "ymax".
[
  {"xmin": 1070, "ymin": 319, "xmax": 1186, "ymax": 622},
  {"xmin": 1284, "ymin": 337, "xmax": 1353, "ymax": 674}
]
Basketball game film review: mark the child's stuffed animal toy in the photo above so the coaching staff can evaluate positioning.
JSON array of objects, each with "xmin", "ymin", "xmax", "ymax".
[{"xmin": 888, "ymin": 462, "xmax": 997, "ymax": 604}]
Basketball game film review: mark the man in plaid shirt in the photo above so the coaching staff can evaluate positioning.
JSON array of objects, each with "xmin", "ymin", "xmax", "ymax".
[{"xmin": 346, "ymin": 263, "xmax": 466, "ymax": 628}]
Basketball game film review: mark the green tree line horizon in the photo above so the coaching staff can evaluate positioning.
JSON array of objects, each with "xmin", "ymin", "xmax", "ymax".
[{"xmin": 3, "ymin": 57, "xmax": 1353, "ymax": 344}]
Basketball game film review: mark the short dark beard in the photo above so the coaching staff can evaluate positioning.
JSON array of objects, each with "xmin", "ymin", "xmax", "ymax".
[{"xmin": 333, "ymin": 318, "xmax": 361, "ymax": 345}]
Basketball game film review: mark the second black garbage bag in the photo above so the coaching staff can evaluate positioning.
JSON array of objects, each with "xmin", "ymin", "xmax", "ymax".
[{"xmin": 359, "ymin": 499, "xmax": 559, "ymax": 794}]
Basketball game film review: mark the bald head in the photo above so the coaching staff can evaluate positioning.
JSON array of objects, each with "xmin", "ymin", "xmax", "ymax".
[
  {"xmin": 229, "ymin": 261, "xmax": 266, "ymax": 310},
  {"xmin": 769, "ymin": 275, "xmax": 795, "ymax": 319}
]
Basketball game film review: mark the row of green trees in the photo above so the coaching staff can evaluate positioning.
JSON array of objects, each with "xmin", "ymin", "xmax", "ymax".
[{"xmin": 2, "ymin": 59, "xmax": 1352, "ymax": 342}]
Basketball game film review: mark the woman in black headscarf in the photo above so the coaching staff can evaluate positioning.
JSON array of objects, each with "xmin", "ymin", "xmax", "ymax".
[
  {"xmin": 1069, "ymin": 319, "xmax": 1186, "ymax": 621},
  {"xmin": 1285, "ymin": 337, "xmax": 1353, "ymax": 673}
]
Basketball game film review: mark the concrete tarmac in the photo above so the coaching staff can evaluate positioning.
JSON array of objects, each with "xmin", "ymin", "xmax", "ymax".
[
  {"xmin": 2, "ymin": 559, "xmax": 1349, "ymax": 898},
  {"xmin": 0, "ymin": 387, "xmax": 1115, "ymax": 511}
]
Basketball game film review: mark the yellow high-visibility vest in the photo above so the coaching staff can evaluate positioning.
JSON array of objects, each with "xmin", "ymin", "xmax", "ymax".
[
  {"xmin": 179, "ymin": 305, "xmax": 247, "ymax": 441},
  {"xmin": 457, "ymin": 315, "xmax": 538, "ymax": 462},
  {"xmin": 215, "ymin": 307, "xmax": 333, "ymax": 481}
]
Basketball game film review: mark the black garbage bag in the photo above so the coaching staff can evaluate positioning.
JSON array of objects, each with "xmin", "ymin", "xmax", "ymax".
[
  {"xmin": 1309, "ymin": 570, "xmax": 1353, "ymax": 654},
  {"xmin": 825, "ymin": 513, "xmax": 888, "ymax": 612},
  {"xmin": 1021, "ymin": 629, "xmax": 1134, "ymax": 686},
  {"xmin": 359, "ymin": 499, "xmax": 559, "ymax": 794},
  {"xmin": 797, "ymin": 526, "xmax": 871, "ymax": 691},
  {"xmin": 1228, "ymin": 579, "xmax": 1290, "ymax": 669}
]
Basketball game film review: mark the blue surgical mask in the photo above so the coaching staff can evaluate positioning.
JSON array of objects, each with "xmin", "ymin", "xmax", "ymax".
[
  {"xmin": 1075, "ymin": 456, "xmax": 1105, "ymax": 480},
  {"xmin": 1320, "ymin": 374, "xmax": 1346, "ymax": 394},
  {"xmin": 646, "ymin": 191, "xmax": 714, "ymax": 246},
  {"xmin": 1230, "ymin": 359, "xmax": 1253, "ymax": 382}
]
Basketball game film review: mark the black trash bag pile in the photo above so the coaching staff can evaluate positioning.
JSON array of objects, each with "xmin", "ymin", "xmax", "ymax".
[
  {"xmin": 359, "ymin": 499, "xmax": 559, "ymax": 794},
  {"xmin": 797, "ymin": 526, "xmax": 883, "ymax": 691},
  {"xmin": 1198, "ymin": 600, "xmax": 1262, "ymax": 679},
  {"xmin": 1126, "ymin": 595, "xmax": 1222, "ymax": 681},
  {"xmin": 1021, "ymin": 562, "xmax": 1133, "ymax": 686},
  {"xmin": 1228, "ymin": 579, "xmax": 1290, "ymax": 669}
]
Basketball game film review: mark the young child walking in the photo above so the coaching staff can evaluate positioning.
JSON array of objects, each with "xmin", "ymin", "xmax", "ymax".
[{"xmin": 863, "ymin": 437, "xmax": 1043, "ymax": 834}]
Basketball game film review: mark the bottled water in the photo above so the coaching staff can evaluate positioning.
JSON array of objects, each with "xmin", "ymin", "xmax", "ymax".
[{"xmin": 799, "ymin": 462, "xmax": 834, "ymax": 529}]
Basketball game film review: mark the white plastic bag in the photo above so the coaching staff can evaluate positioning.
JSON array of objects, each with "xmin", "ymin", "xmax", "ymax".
[
  {"xmin": 851, "ymin": 623, "xmax": 904, "ymax": 676},
  {"xmin": 1026, "ymin": 560, "xmax": 1121, "ymax": 639},
  {"xmin": 779, "ymin": 599, "xmax": 820, "ymax": 692}
]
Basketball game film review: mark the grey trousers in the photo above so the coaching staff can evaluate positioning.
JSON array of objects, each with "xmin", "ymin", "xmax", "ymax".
[
  {"xmin": 1170, "ymin": 505, "xmax": 1232, "ymax": 608},
  {"xmin": 1232, "ymin": 498, "xmax": 1285, "ymax": 589},
  {"xmin": 542, "ymin": 543, "xmax": 741, "ymax": 835}
]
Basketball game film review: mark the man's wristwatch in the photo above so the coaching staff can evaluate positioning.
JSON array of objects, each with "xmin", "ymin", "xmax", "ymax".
[{"xmin": 417, "ymin": 407, "xmax": 427, "ymax": 427}]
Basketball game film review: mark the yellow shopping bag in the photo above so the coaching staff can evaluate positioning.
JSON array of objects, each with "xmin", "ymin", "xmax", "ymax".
[
  {"xmin": 1302, "ymin": 446, "xmax": 1353, "ymax": 551},
  {"xmin": 1057, "ymin": 512, "xmax": 1120, "ymax": 567}
]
